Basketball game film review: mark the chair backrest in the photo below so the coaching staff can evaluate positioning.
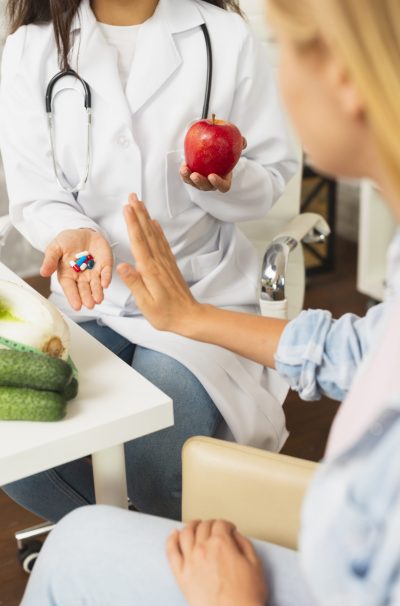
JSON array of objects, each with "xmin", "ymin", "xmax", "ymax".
[{"xmin": 182, "ymin": 436, "xmax": 318, "ymax": 550}]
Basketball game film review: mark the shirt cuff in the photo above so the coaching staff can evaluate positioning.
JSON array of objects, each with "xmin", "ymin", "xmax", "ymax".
[{"xmin": 274, "ymin": 309, "xmax": 333, "ymax": 400}]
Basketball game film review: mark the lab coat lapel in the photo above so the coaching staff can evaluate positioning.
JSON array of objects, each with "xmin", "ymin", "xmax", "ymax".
[
  {"xmin": 125, "ymin": 0, "xmax": 205, "ymax": 115},
  {"xmin": 71, "ymin": 0, "xmax": 133, "ymax": 129}
]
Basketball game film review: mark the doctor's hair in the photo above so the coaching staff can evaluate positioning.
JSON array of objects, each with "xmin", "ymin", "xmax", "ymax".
[
  {"xmin": 268, "ymin": 0, "xmax": 400, "ymax": 198},
  {"xmin": 6, "ymin": 0, "xmax": 243, "ymax": 71}
]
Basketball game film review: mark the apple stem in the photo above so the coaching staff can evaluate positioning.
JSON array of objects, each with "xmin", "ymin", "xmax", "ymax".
[{"xmin": 212, "ymin": 113, "xmax": 216, "ymax": 125}]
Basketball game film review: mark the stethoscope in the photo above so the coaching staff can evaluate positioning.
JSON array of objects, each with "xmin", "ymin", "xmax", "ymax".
[{"xmin": 46, "ymin": 23, "xmax": 213, "ymax": 194}]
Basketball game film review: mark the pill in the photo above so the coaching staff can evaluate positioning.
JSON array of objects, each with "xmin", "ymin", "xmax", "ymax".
[
  {"xmin": 75, "ymin": 251, "xmax": 89, "ymax": 259},
  {"xmin": 76, "ymin": 256, "xmax": 88, "ymax": 267}
]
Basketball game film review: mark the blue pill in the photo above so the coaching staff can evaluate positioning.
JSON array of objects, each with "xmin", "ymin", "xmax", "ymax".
[
  {"xmin": 76, "ymin": 256, "xmax": 88, "ymax": 267},
  {"xmin": 87, "ymin": 259, "xmax": 95, "ymax": 269}
]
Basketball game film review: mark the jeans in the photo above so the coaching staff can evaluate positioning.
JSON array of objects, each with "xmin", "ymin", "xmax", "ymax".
[
  {"xmin": 2, "ymin": 321, "xmax": 222, "ymax": 521},
  {"xmin": 21, "ymin": 505, "xmax": 318, "ymax": 606}
]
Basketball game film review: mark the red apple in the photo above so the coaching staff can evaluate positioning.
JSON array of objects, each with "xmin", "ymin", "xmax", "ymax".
[{"xmin": 184, "ymin": 114, "xmax": 244, "ymax": 177}]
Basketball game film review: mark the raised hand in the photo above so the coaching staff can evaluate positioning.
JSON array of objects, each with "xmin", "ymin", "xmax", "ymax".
[
  {"xmin": 166, "ymin": 520, "xmax": 268, "ymax": 606},
  {"xmin": 41, "ymin": 228, "xmax": 113, "ymax": 311},
  {"xmin": 117, "ymin": 194, "xmax": 200, "ymax": 335}
]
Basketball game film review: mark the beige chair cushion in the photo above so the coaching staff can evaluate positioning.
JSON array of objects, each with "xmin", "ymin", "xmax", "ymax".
[{"xmin": 182, "ymin": 436, "xmax": 318, "ymax": 550}]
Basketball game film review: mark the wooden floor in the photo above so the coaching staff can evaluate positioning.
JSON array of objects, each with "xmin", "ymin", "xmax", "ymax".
[{"xmin": 0, "ymin": 237, "xmax": 368, "ymax": 605}]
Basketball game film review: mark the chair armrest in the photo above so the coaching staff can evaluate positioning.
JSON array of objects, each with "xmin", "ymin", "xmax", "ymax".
[
  {"xmin": 182, "ymin": 436, "xmax": 318, "ymax": 550},
  {"xmin": 259, "ymin": 212, "xmax": 330, "ymax": 319},
  {"xmin": 272, "ymin": 212, "xmax": 330, "ymax": 245}
]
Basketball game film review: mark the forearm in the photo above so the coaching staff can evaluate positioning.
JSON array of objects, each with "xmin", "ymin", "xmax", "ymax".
[
  {"xmin": 10, "ymin": 200, "xmax": 104, "ymax": 252},
  {"xmin": 179, "ymin": 304, "xmax": 288, "ymax": 368},
  {"xmin": 189, "ymin": 158, "xmax": 291, "ymax": 223}
]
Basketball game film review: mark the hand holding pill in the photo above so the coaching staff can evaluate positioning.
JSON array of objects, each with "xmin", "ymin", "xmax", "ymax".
[{"xmin": 41, "ymin": 229, "xmax": 112, "ymax": 311}]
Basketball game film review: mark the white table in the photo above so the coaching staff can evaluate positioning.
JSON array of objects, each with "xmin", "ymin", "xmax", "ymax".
[{"xmin": 0, "ymin": 262, "xmax": 174, "ymax": 508}]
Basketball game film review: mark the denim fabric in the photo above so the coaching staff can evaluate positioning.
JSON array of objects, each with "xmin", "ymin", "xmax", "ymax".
[
  {"xmin": 2, "ymin": 321, "xmax": 222, "ymax": 521},
  {"xmin": 22, "ymin": 506, "xmax": 318, "ymax": 606}
]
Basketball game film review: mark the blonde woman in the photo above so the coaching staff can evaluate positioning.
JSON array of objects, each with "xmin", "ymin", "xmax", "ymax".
[{"xmin": 21, "ymin": 1, "xmax": 400, "ymax": 604}]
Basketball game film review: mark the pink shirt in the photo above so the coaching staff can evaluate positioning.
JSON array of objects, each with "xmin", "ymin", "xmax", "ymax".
[{"xmin": 326, "ymin": 300, "xmax": 400, "ymax": 459}]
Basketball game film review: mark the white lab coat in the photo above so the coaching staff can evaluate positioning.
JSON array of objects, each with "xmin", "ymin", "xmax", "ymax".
[{"xmin": 0, "ymin": 0, "xmax": 297, "ymax": 449}]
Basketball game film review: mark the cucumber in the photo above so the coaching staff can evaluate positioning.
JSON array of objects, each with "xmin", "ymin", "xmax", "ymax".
[
  {"xmin": 62, "ymin": 377, "xmax": 79, "ymax": 401},
  {"xmin": 0, "ymin": 350, "xmax": 72, "ymax": 392},
  {"xmin": 0, "ymin": 386, "xmax": 66, "ymax": 421}
]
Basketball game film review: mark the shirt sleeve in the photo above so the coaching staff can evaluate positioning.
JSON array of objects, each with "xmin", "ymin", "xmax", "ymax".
[
  {"xmin": 274, "ymin": 303, "xmax": 388, "ymax": 401},
  {"xmin": 389, "ymin": 559, "xmax": 400, "ymax": 605},
  {"xmin": 188, "ymin": 23, "xmax": 298, "ymax": 223},
  {"xmin": 0, "ymin": 27, "xmax": 104, "ymax": 253}
]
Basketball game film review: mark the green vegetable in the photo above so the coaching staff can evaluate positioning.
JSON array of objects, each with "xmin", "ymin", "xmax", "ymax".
[
  {"xmin": 62, "ymin": 377, "xmax": 79, "ymax": 401},
  {"xmin": 0, "ymin": 387, "xmax": 65, "ymax": 421},
  {"xmin": 0, "ymin": 299, "xmax": 22, "ymax": 322},
  {"xmin": 0, "ymin": 280, "xmax": 70, "ymax": 360},
  {"xmin": 0, "ymin": 350, "xmax": 72, "ymax": 392}
]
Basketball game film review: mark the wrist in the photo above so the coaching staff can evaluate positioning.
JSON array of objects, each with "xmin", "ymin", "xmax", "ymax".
[
  {"xmin": 220, "ymin": 599, "xmax": 264, "ymax": 606},
  {"xmin": 176, "ymin": 302, "xmax": 211, "ymax": 340}
]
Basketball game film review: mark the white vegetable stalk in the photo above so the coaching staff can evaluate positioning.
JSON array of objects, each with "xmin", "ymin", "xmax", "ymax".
[{"xmin": 0, "ymin": 280, "xmax": 70, "ymax": 360}]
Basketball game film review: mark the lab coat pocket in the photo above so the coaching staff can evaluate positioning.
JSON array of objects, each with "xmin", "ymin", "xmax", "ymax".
[
  {"xmin": 165, "ymin": 150, "xmax": 193, "ymax": 218},
  {"xmin": 191, "ymin": 243, "xmax": 224, "ymax": 283}
]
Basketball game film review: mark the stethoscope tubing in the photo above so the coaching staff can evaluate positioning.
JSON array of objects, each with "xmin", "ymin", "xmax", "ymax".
[
  {"xmin": 46, "ymin": 68, "xmax": 92, "ymax": 112},
  {"xmin": 200, "ymin": 23, "xmax": 212, "ymax": 120},
  {"xmin": 46, "ymin": 24, "xmax": 212, "ymax": 193}
]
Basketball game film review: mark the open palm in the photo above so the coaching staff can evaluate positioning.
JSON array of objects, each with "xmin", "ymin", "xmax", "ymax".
[{"xmin": 41, "ymin": 229, "xmax": 113, "ymax": 311}]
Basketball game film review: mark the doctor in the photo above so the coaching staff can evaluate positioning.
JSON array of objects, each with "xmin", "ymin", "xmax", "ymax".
[{"xmin": 0, "ymin": 0, "xmax": 296, "ymax": 521}]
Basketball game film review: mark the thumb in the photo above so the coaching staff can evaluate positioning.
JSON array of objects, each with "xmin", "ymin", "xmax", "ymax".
[
  {"xmin": 41, "ymin": 242, "xmax": 62, "ymax": 277},
  {"xmin": 117, "ymin": 263, "xmax": 145, "ymax": 294}
]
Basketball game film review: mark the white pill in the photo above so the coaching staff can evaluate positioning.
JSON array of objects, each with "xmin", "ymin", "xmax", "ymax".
[{"xmin": 75, "ymin": 250, "xmax": 90, "ymax": 259}]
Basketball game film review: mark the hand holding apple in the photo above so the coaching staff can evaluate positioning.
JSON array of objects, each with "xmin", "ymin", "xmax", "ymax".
[{"xmin": 181, "ymin": 114, "xmax": 246, "ymax": 193}]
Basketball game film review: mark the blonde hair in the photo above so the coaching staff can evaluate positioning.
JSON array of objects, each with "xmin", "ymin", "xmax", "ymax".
[{"xmin": 268, "ymin": 0, "xmax": 400, "ymax": 196}]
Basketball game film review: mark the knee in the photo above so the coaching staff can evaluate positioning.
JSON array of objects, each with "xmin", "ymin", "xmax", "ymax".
[
  {"xmin": 50, "ymin": 505, "xmax": 112, "ymax": 540},
  {"xmin": 41, "ymin": 505, "xmax": 112, "ymax": 563}
]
